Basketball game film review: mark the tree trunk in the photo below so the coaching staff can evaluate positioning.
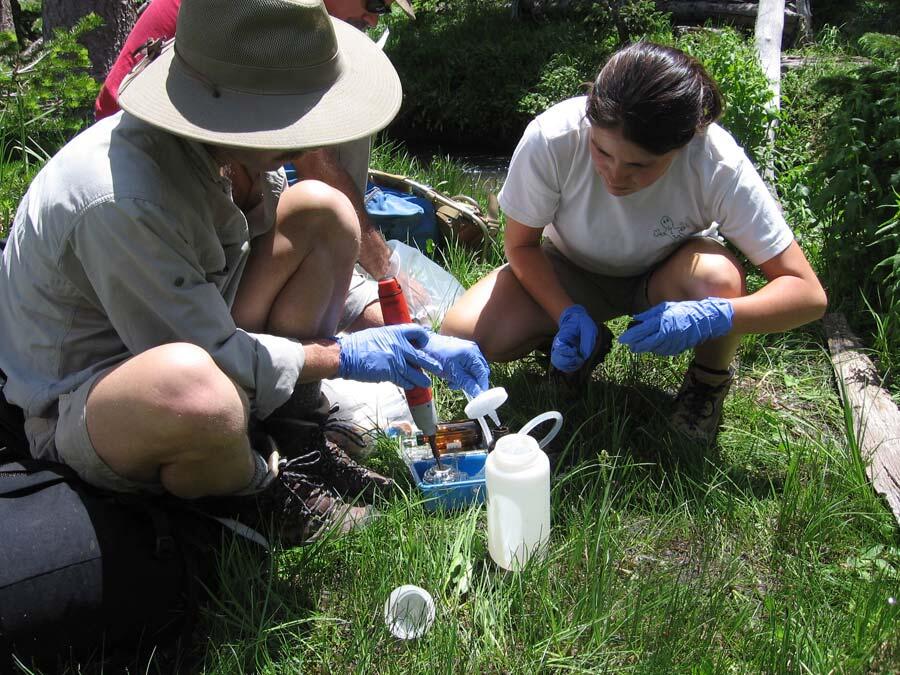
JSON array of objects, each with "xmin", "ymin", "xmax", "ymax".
[
  {"xmin": 42, "ymin": 0, "xmax": 139, "ymax": 81},
  {"xmin": 793, "ymin": 0, "xmax": 811, "ymax": 45},
  {"xmin": 0, "ymin": 0, "xmax": 14, "ymax": 36},
  {"xmin": 754, "ymin": 0, "xmax": 783, "ymax": 192}
]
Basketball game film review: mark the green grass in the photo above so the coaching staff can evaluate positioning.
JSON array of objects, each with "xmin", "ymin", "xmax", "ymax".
[
  {"xmin": 146, "ymin": 145, "xmax": 898, "ymax": 672},
  {"xmin": 185, "ymin": 333, "xmax": 899, "ymax": 673},
  {"xmin": 7, "ymin": 35, "xmax": 900, "ymax": 673},
  {"xmin": 7, "ymin": 141, "xmax": 900, "ymax": 675}
]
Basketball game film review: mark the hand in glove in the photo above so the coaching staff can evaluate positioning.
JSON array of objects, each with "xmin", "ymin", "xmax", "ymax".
[
  {"xmin": 419, "ymin": 332, "xmax": 491, "ymax": 398},
  {"xmin": 337, "ymin": 324, "xmax": 440, "ymax": 389},
  {"xmin": 551, "ymin": 304, "xmax": 599, "ymax": 372},
  {"xmin": 618, "ymin": 297, "xmax": 734, "ymax": 356}
]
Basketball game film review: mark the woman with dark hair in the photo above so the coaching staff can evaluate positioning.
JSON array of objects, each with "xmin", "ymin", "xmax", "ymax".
[{"xmin": 442, "ymin": 42, "xmax": 827, "ymax": 441}]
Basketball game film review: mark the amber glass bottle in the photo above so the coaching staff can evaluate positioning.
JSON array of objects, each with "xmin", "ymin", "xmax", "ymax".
[{"xmin": 417, "ymin": 419, "xmax": 483, "ymax": 452}]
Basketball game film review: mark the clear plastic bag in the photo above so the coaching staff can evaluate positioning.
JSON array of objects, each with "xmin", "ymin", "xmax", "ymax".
[
  {"xmin": 321, "ymin": 378, "xmax": 413, "ymax": 458},
  {"xmin": 384, "ymin": 239, "xmax": 465, "ymax": 328},
  {"xmin": 325, "ymin": 241, "xmax": 465, "ymax": 456}
]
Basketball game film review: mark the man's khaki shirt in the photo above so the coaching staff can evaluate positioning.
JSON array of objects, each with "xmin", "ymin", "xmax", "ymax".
[{"xmin": 0, "ymin": 113, "xmax": 304, "ymax": 457}]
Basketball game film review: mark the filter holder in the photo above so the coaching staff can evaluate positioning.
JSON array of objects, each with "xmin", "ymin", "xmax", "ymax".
[
  {"xmin": 464, "ymin": 387, "xmax": 563, "ymax": 451},
  {"xmin": 464, "ymin": 387, "xmax": 508, "ymax": 447}
]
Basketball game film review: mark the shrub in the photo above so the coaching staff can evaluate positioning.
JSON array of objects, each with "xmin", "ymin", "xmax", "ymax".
[
  {"xmin": 675, "ymin": 27, "xmax": 778, "ymax": 165},
  {"xmin": 385, "ymin": 4, "xmax": 775, "ymax": 160},
  {"xmin": 812, "ymin": 1, "xmax": 900, "ymax": 42},
  {"xmin": 0, "ymin": 15, "xmax": 100, "ymax": 165},
  {"xmin": 383, "ymin": 0, "xmax": 670, "ymax": 151},
  {"xmin": 811, "ymin": 33, "xmax": 900, "ymax": 310},
  {"xmin": 0, "ymin": 15, "xmax": 99, "ymax": 236}
]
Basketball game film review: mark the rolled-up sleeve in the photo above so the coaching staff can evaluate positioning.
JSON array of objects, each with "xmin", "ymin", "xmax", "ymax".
[{"xmin": 65, "ymin": 198, "xmax": 302, "ymax": 418}]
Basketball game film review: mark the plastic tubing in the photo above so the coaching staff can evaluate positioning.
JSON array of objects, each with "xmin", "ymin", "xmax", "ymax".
[{"xmin": 518, "ymin": 411, "xmax": 563, "ymax": 449}]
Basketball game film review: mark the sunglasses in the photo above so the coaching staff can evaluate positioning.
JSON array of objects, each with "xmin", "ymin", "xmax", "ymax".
[{"xmin": 365, "ymin": 0, "xmax": 392, "ymax": 15}]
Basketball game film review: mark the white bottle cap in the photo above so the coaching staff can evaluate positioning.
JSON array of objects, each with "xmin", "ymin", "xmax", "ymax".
[
  {"xmin": 464, "ymin": 387, "xmax": 507, "ymax": 426},
  {"xmin": 491, "ymin": 433, "xmax": 541, "ymax": 471},
  {"xmin": 384, "ymin": 585, "xmax": 435, "ymax": 640}
]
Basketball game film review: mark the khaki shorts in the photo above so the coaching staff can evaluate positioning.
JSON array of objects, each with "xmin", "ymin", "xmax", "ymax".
[
  {"xmin": 24, "ymin": 270, "xmax": 376, "ymax": 494},
  {"xmin": 340, "ymin": 266, "xmax": 379, "ymax": 331},
  {"xmin": 25, "ymin": 368, "xmax": 163, "ymax": 493},
  {"xmin": 542, "ymin": 241, "xmax": 654, "ymax": 323}
]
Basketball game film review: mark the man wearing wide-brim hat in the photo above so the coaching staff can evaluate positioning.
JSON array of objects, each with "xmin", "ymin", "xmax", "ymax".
[
  {"xmin": 93, "ymin": 0, "xmax": 419, "ymax": 323},
  {"xmin": 0, "ymin": 0, "xmax": 489, "ymax": 544}
]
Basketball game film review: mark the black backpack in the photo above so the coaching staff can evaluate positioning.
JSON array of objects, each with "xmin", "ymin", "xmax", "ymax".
[{"xmin": 0, "ymin": 368, "xmax": 269, "ymax": 670}]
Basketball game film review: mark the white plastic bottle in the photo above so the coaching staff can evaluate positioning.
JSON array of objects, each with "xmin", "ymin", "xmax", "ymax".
[{"xmin": 485, "ymin": 433, "xmax": 551, "ymax": 571}]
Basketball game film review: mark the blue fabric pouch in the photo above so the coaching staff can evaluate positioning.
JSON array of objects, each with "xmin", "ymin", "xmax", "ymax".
[
  {"xmin": 282, "ymin": 166, "xmax": 439, "ymax": 251},
  {"xmin": 364, "ymin": 184, "xmax": 438, "ymax": 251}
]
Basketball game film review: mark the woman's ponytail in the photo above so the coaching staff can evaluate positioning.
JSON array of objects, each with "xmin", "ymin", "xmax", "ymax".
[
  {"xmin": 586, "ymin": 42, "xmax": 724, "ymax": 155},
  {"xmin": 696, "ymin": 62, "xmax": 723, "ymax": 129}
]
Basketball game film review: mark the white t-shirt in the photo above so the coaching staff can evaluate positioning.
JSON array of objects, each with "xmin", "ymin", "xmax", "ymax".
[{"xmin": 498, "ymin": 96, "xmax": 794, "ymax": 277}]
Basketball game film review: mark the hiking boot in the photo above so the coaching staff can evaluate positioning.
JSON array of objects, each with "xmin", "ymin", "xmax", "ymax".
[
  {"xmin": 670, "ymin": 361, "xmax": 735, "ymax": 442},
  {"xmin": 548, "ymin": 322, "xmax": 614, "ymax": 391},
  {"xmin": 269, "ymin": 390, "xmax": 372, "ymax": 458},
  {"xmin": 264, "ymin": 416, "xmax": 395, "ymax": 503},
  {"xmin": 256, "ymin": 454, "xmax": 375, "ymax": 546},
  {"xmin": 197, "ymin": 439, "xmax": 373, "ymax": 547}
]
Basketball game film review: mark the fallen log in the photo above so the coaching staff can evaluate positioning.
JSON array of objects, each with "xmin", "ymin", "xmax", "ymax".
[
  {"xmin": 658, "ymin": 1, "xmax": 799, "ymax": 23},
  {"xmin": 824, "ymin": 312, "xmax": 900, "ymax": 525},
  {"xmin": 659, "ymin": 0, "xmax": 807, "ymax": 46},
  {"xmin": 780, "ymin": 55, "xmax": 871, "ymax": 71}
]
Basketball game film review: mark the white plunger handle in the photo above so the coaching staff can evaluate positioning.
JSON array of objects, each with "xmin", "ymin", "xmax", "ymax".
[
  {"xmin": 464, "ymin": 390, "xmax": 495, "ymax": 448},
  {"xmin": 518, "ymin": 411, "xmax": 563, "ymax": 449}
]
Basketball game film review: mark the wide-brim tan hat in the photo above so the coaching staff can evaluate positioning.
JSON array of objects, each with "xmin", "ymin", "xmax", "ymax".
[{"xmin": 118, "ymin": 0, "xmax": 402, "ymax": 150}]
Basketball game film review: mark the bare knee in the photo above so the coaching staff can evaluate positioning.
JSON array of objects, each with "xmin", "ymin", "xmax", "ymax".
[
  {"xmin": 442, "ymin": 299, "xmax": 544, "ymax": 363},
  {"xmin": 279, "ymin": 180, "xmax": 360, "ymax": 265},
  {"xmin": 147, "ymin": 343, "xmax": 248, "ymax": 446},
  {"xmin": 442, "ymin": 267, "xmax": 554, "ymax": 362},
  {"xmin": 471, "ymin": 333, "xmax": 514, "ymax": 363},
  {"xmin": 653, "ymin": 245, "xmax": 747, "ymax": 303},
  {"xmin": 684, "ymin": 256, "xmax": 746, "ymax": 300},
  {"xmin": 441, "ymin": 303, "xmax": 475, "ymax": 341}
]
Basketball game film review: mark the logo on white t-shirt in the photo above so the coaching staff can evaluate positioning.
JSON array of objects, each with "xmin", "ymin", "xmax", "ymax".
[{"xmin": 653, "ymin": 216, "xmax": 688, "ymax": 240}]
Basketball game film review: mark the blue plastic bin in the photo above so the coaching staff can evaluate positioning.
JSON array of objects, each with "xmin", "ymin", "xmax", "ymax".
[{"xmin": 409, "ymin": 452, "xmax": 487, "ymax": 511}]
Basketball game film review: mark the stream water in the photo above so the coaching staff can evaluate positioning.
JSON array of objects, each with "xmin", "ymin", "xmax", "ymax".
[
  {"xmin": 451, "ymin": 152, "xmax": 511, "ymax": 191},
  {"xmin": 410, "ymin": 146, "xmax": 511, "ymax": 192}
]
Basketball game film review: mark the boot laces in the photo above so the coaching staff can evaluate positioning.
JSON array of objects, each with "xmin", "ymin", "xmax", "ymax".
[{"xmin": 275, "ymin": 459, "xmax": 337, "ymax": 523}]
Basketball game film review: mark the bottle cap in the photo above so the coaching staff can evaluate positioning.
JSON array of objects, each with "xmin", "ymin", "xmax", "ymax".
[
  {"xmin": 464, "ymin": 387, "xmax": 507, "ymax": 426},
  {"xmin": 384, "ymin": 584, "xmax": 435, "ymax": 639},
  {"xmin": 491, "ymin": 433, "xmax": 541, "ymax": 471}
]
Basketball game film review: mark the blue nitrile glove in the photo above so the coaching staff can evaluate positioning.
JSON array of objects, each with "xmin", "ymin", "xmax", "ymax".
[
  {"xmin": 337, "ymin": 324, "xmax": 441, "ymax": 389},
  {"xmin": 419, "ymin": 332, "xmax": 491, "ymax": 399},
  {"xmin": 618, "ymin": 297, "xmax": 735, "ymax": 356},
  {"xmin": 551, "ymin": 304, "xmax": 599, "ymax": 373}
]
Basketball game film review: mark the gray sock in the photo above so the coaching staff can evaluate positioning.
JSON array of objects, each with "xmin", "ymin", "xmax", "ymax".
[{"xmin": 234, "ymin": 451, "xmax": 277, "ymax": 496}]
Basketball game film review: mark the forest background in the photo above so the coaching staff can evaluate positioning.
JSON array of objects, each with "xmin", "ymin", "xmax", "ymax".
[{"xmin": 1, "ymin": 1, "xmax": 899, "ymax": 672}]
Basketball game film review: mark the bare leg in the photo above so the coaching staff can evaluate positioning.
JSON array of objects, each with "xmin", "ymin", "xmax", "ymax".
[
  {"xmin": 232, "ymin": 179, "xmax": 360, "ymax": 340},
  {"xmin": 87, "ymin": 343, "xmax": 253, "ymax": 499},
  {"xmin": 441, "ymin": 265, "xmax": 557, "ymax": 362},
  {"xmin": 647, "ymin": 238, "xmax": 746, "ymax": 370},
  {"xmin": 347, "ymin": 300, "xmax": 384, "ymax": 331}
]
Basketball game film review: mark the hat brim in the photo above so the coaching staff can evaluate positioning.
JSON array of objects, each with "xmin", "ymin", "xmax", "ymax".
[{"xmin": 118, "ymin": 18, "xmax": 401, "ymax": 150}]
